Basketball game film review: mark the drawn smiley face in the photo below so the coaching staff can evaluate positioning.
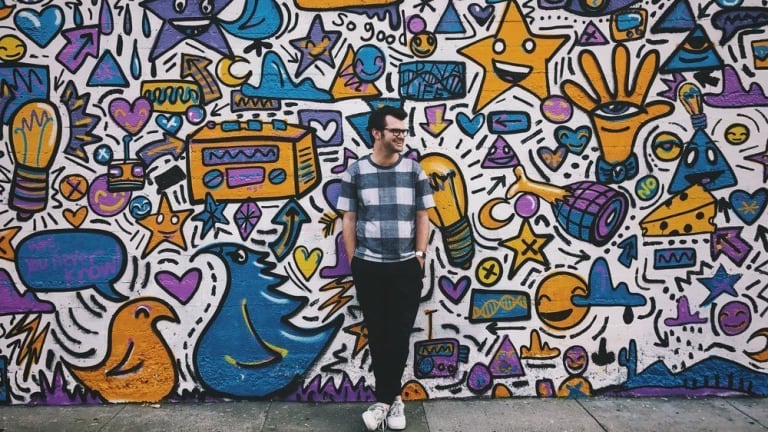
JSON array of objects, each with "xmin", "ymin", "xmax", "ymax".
[
  {"xmin": 718, "ymin": 301, "xmax": 751, "ymax": 336},
  {"xmin": 410, "ymin": 32, "xmax": 437, "ymax": 58},
  {"xmin": 0, "ymin": 35, "xmax": 26, "ymax": 62},
  {"xmin": 536, "ymin": 272, "xmax": 590, "ymax": 330},
  {"xmin": 724, "ymin": 123, "xmax": 749, "ymax": 145}
]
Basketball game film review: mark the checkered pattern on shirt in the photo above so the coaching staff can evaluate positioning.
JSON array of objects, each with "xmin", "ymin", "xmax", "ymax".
[{"xmin": 336, "ymin": 155, "xmax": 435, "ymax": 263}]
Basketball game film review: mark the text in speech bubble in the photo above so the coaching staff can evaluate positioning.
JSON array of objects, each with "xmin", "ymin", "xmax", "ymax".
[{"xmin": 16, "ymin": 230, "xmax": 128, "ymax": 301}]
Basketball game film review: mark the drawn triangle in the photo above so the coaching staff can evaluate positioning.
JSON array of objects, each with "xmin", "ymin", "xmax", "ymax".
[
  {"xmin": 87, "ymin": 51, "xmax": 128, "ymax": 87},
  {"xmin": 488, "ymin": 335, "xmax": 525, "ymax": 378},
  {"xmin": 651, "ymin": 0, "xmax": 696, "ymax": 34},
  {"xmin": 660, "ymin": 26, "xmax": 723, "ymax": 73},
  {"xmin": 578, "ymin": 22, "xmax": 609, "ymax": 46},
  {"xmin": 330, "ymin": 46, "xmax": 382, "ymax": 101},
  {"xmin": 435, "ymin": 0, "xmax": 466, "ymax": 34}
]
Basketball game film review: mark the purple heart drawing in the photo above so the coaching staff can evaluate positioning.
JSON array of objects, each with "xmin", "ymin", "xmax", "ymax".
[
  {"xmin": 109, "ymin": 97, "xmax": 152, "ymax": 135},
  {"xmin": 155, "ymin": 269, "xmax": 201, "ymax": 304},
  {"xmin": 439, "ymin": 275, "xmax": 471, "ymax": 304},
  {"xmin": 468, "ymin": 3, "xmax": 494, "ymax": 26}
]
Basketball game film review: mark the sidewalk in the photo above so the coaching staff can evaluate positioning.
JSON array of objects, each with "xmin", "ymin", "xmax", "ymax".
[{"xmin": 1, "ymin": 397, "xmax": 767, "ymax": 431}]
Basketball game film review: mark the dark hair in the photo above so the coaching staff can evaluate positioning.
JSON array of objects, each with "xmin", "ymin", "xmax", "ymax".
[{"xmin": 367, "ymin": 106, "xmax": 407, "ymax": 132}]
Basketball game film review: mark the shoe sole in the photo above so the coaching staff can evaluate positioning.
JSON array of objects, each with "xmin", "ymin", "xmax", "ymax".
[{"xmin": 362, "ymin": 412, "xmax": 383, "ymax": 431}]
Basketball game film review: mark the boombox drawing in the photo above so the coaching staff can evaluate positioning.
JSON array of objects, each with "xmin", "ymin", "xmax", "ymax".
[{"xmin": 187, "ymin": 119, "xmax": 321, "ymax": 203}]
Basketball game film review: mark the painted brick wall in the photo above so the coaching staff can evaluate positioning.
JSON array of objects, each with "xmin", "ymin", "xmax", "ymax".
[{"xmin": 1, "ymin": 0, "xmax": 767, "ymax": 405}]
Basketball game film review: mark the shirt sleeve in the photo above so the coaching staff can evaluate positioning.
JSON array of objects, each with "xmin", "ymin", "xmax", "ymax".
[
  {"xmin": 335, "ymin": 167, "xmax": 358, "ymax": 213},
  {"xmin": 415, "ymin": 166, "xmax": 435, "ymax": 210}
]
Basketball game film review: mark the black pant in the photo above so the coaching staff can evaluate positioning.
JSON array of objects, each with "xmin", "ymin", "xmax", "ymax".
[{"xmin": 351, "ymin": 257, "xmax": 423, "ymax": 404}]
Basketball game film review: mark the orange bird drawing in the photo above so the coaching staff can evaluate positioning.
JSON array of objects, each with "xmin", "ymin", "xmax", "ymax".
[{"xmin": 67, "ymin": 298, "xmax": 179, "ymax": 403}]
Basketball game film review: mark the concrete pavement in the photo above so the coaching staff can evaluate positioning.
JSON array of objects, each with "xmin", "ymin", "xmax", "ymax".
[{"xmin": 1, "ymin": 397, "xmax": 767, "ymax": 431}]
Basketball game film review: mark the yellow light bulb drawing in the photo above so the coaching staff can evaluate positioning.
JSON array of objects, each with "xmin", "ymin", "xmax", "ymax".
[
  {"xmin": 678, "ymin": 82, "xmax": 706, "ymax": 130},
  {"xmin": 420, "ymin": 153, "xmax": 476, "ymax": 269},
  {"xmin": 9, "ymin": 101, "xmax": 62, "ymax": 220}
]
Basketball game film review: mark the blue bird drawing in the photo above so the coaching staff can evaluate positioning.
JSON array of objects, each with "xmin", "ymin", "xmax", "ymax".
[
  {"xmin": 220, "ymin": 0, "xmax": 282, "ymax": 56},
  {"xmin": 192, "ymin": 243, "xmax": 343, "ymax": 398}
]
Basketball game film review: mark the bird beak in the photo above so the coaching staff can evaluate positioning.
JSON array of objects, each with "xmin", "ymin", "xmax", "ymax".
[{"xmin": 148, "ymin": 299, "xmax": 180, "ymax": 324}]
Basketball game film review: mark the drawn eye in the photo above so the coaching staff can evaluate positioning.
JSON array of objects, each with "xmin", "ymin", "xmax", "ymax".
[
  {"xmin": 135, "ymin": 306, "xmax": 151, "ymax": 319},
  {"xmin": 174, "ymin": 0, "xmax": 186, "ymax": 13},
  {"xmin": 523, "ymin": 38, "xmax": 535, "ymax": 53},
  {"xmin": 171, "ymin": 215, "xmax": 180, "ymax": 225},
  {"xmin": 706, "ymin": 147, "xmax": 717, "ymax": 163},
  {"xmin": 684, "ymin": 147, "xmax": 698, "ymax": 167},
  {"xmin": 593, "ymin": 102, "xmax": 642, "ymax": 120},
  {"xmin": 156, "ymin": 214, "xmax": 165, "ymax": 224},
  {"xmin": 493, "ymin": 39, "xmax": 506, "ymax": 54},
  {"xmin": 200, "ymin": 0, "xmax": 213, "ymax": 15},
  {"xmin": 235, "ymin": 248, "xmax": 247, "ymax": 263}
]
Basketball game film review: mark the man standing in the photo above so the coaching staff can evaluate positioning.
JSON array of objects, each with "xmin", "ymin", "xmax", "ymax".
[{"xmin": 337, "ymin": 106, "xmax": 434, "ymax": 431}]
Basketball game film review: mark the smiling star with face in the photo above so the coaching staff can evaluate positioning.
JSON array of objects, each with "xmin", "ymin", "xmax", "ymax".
[{"xmin": 458, "ymin": 0, "xmax": 569, "ymax": 112}]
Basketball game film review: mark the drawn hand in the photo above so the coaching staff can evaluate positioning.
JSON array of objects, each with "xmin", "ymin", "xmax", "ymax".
[{"xmin": 561, "ymin": 44, "xmax": 673, "ymax": 173}]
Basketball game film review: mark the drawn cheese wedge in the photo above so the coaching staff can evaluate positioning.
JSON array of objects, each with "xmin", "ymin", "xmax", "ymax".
[{"xmin": 640, "ymin": 184, "xmax": 716, "ymax": 236}]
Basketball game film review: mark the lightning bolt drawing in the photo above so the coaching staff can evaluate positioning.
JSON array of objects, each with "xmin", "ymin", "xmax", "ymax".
[
  {"xmin": 319, "ymin": 278, "xmax": 355, "ymax": 321},
  {"xmin": 7, "ymin": 314, "xmax": 50, "ymax": 380}
]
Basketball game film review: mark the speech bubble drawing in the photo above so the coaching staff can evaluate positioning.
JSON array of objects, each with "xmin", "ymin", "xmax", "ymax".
[
  {"xmin": 15, "ymin": 230, "xmax": 128, "ymax": 302},
  {"xmin": 712, "ymin": 7, "xmax": 768, "ymax": 45}
]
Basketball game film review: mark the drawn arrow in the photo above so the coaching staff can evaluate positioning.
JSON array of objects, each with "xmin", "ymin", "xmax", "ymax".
[
  {"xmin": 269, "ymin": 199, "xmax": 311, "ymax": 261},
  {"xmin": 181, "ymin": 54, "xmax": 222, "ymax": 104},
  {"xmin": 485, "ymin": 322, "xmax": 526, "ymax": 335},
  {"xmin": 710, "ymin": 226, "xmax": 753, "ymax": 266},
  {"xmin": 137, "ymin": 134, "xmax": 186, "ymax": 166},
  {"xmin": 419, "ymin": 104, "xmax": 453, "ymax": 137},
  {"xmin": 56, "ymin": 26, "xmax": 100, "ymax": 74},
  {"xmin": 559, "ymin": 248, "xmax": 590, "ymax": 265},
  {"xmin": 487, "ymin": 175, "xmax": 506, "ymax": 196},
  {"xmin": 488, "ymin": 111, "xmax": 530, "ymax": 134},
  {"xmin": 617, "ymin": 235, "xmax": 638, "ymax": 268},
  {"xmin": 755, "ymin": 225, "xmax": 768, "ymax": 252},
  {"xmin": 697, "ymin": 0, "xmax": 715, "ymax": 19},
  {"xmin": 693, "ymin": 70, "xmax": 719, "ymax": 87}
]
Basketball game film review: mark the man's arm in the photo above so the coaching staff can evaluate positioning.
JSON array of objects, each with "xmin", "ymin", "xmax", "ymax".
[
  {"xmin": 415, "ymin": 209, "xmax": 430, "ymax": 267},
  {"xmin": 341, "ymin": 211, "xmax": 357, "ymax": 265}
]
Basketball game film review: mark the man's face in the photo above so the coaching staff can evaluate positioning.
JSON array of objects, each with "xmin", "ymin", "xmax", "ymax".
[{"xmin": 376, "ymin": 115, "xmax": 407, "ymax": 155}]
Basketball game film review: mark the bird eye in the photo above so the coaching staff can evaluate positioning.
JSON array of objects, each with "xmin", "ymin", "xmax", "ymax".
[
  {"xmin": 174, "ymin": 0, "xmax": 186, "ymax": 13},
  {"xmin": 235, "ymin": 248, "xmax": 247, "ymax": 263},
  {"xmin": 134, "ymin": 306, "xmax": 151, "ymax": 319}
]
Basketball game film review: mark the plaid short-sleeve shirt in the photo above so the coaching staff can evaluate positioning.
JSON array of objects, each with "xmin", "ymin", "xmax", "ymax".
[{"xmin": 336, "ymin": 155, "xmax": 435, "ymax": 263}]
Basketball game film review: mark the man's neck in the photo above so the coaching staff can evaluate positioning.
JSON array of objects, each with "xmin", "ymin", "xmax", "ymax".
[{"xmin": 371, "ymin": 150, "xmax": 400, "ymax": 167}]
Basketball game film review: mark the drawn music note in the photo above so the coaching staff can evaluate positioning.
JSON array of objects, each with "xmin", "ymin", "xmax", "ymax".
[{"xmin": 331, "ymin": 148, "xmax": 358, "ymax": 174}]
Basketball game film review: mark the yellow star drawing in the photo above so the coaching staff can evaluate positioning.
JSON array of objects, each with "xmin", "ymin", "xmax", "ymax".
[
  {"xmin": 0, "ymin": 226, "xmax": 21, "ymax": 261},
  {"xmin": 458, "ymin": 0, "xmax": 569, "ymax": 112},
  {"xmin": 500, "ymin": 219, "xmax": 553, "ymax": 274},
  {"xmin": 343, "ymin": 322, "xmax": 369, "ymax": 357},
  {"xmin": 137, "ymin": 195, "xmax": 193, "ymax": 258}
]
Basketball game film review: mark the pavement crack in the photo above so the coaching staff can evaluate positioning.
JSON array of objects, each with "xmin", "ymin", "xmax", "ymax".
[{"xmin": 575, "ymin": 400, "xmax": 609, "ymax": 432}]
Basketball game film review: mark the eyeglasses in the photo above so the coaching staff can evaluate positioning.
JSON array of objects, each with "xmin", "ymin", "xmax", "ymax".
[{"xmin": 382, "ymin": 128, "xmax": 409, "ymax": 137}]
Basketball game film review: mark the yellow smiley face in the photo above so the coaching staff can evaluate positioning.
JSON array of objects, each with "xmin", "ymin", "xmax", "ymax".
[
  {"xmin": 410, "ymin": 32, "xmax": 437, "ymax": 58},
  {"xmin": 651, "ymin": 131, "xmax": 683, "ymax": 161},
  {"xmin": 535, "ymin": 272, "xmax": 589, "ymax": 330},
  {"xmin": 0, "ymin": 35, "xmax": 26, "ymax": 62},
  {"xmin": 724, "ymin": 123, "xmax": 749, "ymax": 145}
]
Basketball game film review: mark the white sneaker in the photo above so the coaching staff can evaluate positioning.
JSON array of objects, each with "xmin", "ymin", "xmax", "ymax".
[
  {"xmin": 387, "ymin": 397, "xmax": 406, "ymax": 430},
  {"xmin": 362, "ymin": 402, "xmax": 389, "ymax": 431}
]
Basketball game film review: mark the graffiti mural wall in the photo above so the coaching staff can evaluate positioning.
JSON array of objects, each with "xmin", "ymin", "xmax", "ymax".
[{"xmin": 1, "ymin": 0, "xmax": 768, "ymax": 405}]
